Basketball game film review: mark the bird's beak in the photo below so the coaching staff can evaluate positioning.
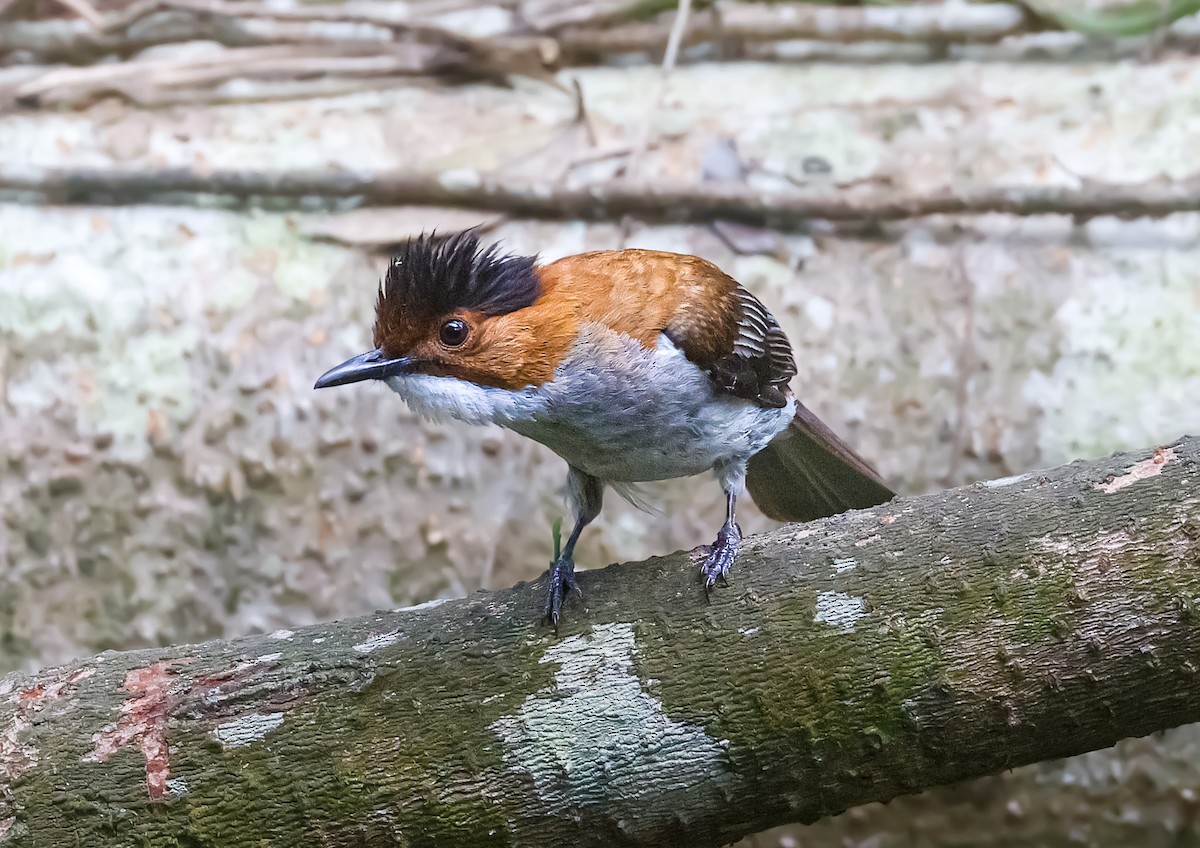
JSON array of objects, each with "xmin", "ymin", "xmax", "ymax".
[{"xmin": 314, "ymin": 349, "xmax": 413, "ymax": 389}]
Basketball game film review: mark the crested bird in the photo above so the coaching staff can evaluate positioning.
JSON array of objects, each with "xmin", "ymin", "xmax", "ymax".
[{"xmin": 315, "ymin": 232, "xmax": 894, "ymax": 627}]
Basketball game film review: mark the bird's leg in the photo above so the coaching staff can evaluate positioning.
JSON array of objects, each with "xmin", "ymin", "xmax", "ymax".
[
  {"xmin": 543, "ymin": 468, "xmax": 603, "ymax": 629},
  {"xmin": 700, "ymin": 488, "xmax": 742, "ymax": 598}
]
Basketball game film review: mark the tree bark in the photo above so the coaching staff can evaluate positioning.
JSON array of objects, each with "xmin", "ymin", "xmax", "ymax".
[{"xmin": 2, "ymin": 437, "xmax": 1198, "ymax": 848}]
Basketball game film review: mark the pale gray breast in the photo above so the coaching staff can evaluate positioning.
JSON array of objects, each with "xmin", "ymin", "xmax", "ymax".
[{"xmin": 500, "ymin": 324, "xmax": 794, "ymax": 483}]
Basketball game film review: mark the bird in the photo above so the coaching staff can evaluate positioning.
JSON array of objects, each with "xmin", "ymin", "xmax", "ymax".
[{"xmin": 314, "ymin": 231, "xmax": 894, "ymax": 627}]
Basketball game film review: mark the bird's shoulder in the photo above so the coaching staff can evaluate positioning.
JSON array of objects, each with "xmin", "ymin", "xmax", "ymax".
[{"xmin": 537, "ymin": 249, "xmax": 797, "ymax": 407}]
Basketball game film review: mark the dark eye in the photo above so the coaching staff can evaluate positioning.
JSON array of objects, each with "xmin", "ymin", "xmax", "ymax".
[{"xmin": 439, "ymin": 318, "xmax": 470, "ymax": 347}]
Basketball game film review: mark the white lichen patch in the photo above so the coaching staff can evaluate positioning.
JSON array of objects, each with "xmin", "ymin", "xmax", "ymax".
[
  {"xmin": 738, "ymin": 627, "xmax": 760, "ymax": 638},
  {"xmin": 392, "ymin": 597, "xmax": 452, "ymax": 613},
  {"xmin": 352, "ymin": 630, "xmax": 401, "ymax": 653},
  {"xmin": 832, "ymin": 557, "xmax": 858, "ymax": 573},
  {"xmin": 815, "ymin": 591, "xmax": 867, "ymax": 633},
  {"xmin": 268, "ymin": 630, "xmax": 295, "ymax": 641},
  {"xmin": 256, "ymin": 652, "xmax": 283, "ymax": 663},
  {"xmin": 1095, "ymin": 447, "xmax": 1175, "ymax": 494},
  {"xmin": 854, "ymin": 535, "xmax": 881, "ymax": 548},
  {"xmin": 489, "ymin": 623, "xmax": 730, "ymax": 837},
  {"xmin": 165, "ymin": 777, "xmax": 190, "ymax": 797},
  {"xmin": 211, "ymin": 712, "xmax": 285, "ymax": 748},
  {"xmin": 983, "ymin": 471, "xmax": 1033, "ymax": 488}
]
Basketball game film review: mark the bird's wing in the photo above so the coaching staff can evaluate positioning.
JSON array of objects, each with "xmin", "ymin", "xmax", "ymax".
[
  {"xmin": 745, "ymin": 401, "xmax": 895, "ymax": 522},
  {"xmin": 663, "ymin": 272, "xmax": 798, "ymax": 409},
  {"xmin": 540, "ymin": 250, "xmax": 796, "ymax": 408}
]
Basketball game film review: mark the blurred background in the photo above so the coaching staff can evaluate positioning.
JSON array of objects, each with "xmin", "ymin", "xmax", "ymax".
[{"xmin": 1, "ymin": 0, "xmax": 1199, "ymax": 844}]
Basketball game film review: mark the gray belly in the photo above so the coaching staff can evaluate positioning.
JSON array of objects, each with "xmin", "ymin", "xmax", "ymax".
[{"xmin": 501, "ymin": 327, "xmax": 794, "ymax": 483}]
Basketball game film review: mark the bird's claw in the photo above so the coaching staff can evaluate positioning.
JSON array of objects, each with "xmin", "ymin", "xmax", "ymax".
[
  {"xmin": 543, "ymin": 555, "xmax": 581, "ymax": 632},
  {"xmin": 699, "ymin": 521, "xmax": 741, "ymax": 601}
]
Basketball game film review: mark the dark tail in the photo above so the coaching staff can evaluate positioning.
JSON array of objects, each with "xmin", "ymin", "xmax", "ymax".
[{"xmin": 746, "ymin": 402, "xmax": 895, "ymax": 523}]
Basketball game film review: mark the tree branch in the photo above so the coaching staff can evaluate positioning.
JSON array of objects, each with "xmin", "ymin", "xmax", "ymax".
[
  {"xmin": 5, "ymin": 0, "xmax": 1200, "ymax": 70},
  {"xmin": 2, "ymin": 166, "xmax": 1200, "ymax": 225},
  {"xmin": 558, "ymin": 1, "xmax": 1030, "ymax": 55},
  {"xmin": 2, "ymin": 437, "xmax": 1199, "ymax": 847}
]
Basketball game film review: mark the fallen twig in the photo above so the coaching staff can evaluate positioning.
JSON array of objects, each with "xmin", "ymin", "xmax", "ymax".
[
  {"xmin": 5, "ymin": 43, "xmax": 453, "ymax": 107},
  {"xmin": 2, "ymin": 166, "xmax": 1199, "ymax": 226},
  {"xmin": 557, "ymin": 1, "xmax": 1031, "ymax": 56},
  {"xmin": 5, "ymin": 0, "xmax": 1199, "ymax": 70},
  {"xmin": 620, "ymin": 0, "xmax": 692, "ymax": 244},
  {"xmin": 47, "ymin": 0, "xmax": 104, "ymax": 27},
  {"xmin": 0, "ymin": 0, "xmax": 556, "ymax": 84}
]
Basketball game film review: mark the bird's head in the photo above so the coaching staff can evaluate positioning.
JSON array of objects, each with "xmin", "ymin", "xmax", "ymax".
[{"xmin": 314, "ymin": 231, "xmax": 552, "ymax": 392}]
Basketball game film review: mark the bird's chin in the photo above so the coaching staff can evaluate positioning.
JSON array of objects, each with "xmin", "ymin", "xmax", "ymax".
[{"xmin": 381, "ymin": 372, "xmax": 514, "ymax": 427}]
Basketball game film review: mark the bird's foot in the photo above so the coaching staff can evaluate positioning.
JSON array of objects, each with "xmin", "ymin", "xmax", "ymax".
[
  {"xmin": 699, "ymin": 521, "xmax": 741, "ymax": 600},
  {"xmin": 542, "ymin": 555, "xmax": 582, "ymax": 631}
]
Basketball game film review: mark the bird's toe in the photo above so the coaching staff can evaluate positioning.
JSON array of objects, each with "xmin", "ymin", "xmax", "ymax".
[
  {"xmin": 542, "ymin": 555, "xmax": 580, "ymax": 631},
  {"xmin": 699, "ymin": 521, "xmax": 742, "ymax": 600}
]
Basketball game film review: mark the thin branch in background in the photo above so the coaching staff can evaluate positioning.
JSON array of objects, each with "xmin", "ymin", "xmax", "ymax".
[
  {"xmin": 6, "ymin": 0, "xmax": 1200, "ymax": 75},
  {"xmin": 5, "ymin": 44, "xmax": 442, "ymax": 109},
  {"xmin": 564, "ymin": 145, "xmax": 642, "ymax": 171},
  {"xmin": 624, "ymin": 0, "xmax": 693, "ymax": 169},
  {"xmin": 4, "ymin": 166, "xmax": 1200, "ymax": 225},
  {"xmin": 570, "ymin": 76, "xmax": 597, "ymax": 147},
  {"xmin": 47, "ymin": 0, "xmax": 104, "ymax": 28},
  {"xmin": 0, "ymin": 0, "xmax": 35, "ymax": 21},
  {"xmin": 618, "ymin": 0, "xmax": 693, "ymax": 245},
  {"xmin": 554, "ymin": 142, "xmax": 666, "ymax": 188}
]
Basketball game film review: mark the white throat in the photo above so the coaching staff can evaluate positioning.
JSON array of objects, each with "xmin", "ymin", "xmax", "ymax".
[{"xmin": 383, "ymin": 373, "xmax": 537, "ymax": 426}]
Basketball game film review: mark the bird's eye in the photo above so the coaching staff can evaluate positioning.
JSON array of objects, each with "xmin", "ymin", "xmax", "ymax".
[{"xmin": 439, "ymin": 318, "xmax": 470, "ymax": 347}]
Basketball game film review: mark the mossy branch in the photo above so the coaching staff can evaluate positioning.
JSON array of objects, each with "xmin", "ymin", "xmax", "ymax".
[{"xmin": 2, "ymin": 437, "xmax": 1199, "ymax": 847}]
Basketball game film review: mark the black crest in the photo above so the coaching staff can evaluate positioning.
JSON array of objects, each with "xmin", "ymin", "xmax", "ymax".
[{"xmin": 379, "ymin": 231, "xmax": 539, "ymax": 321}]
